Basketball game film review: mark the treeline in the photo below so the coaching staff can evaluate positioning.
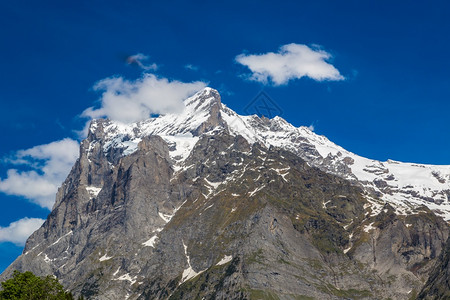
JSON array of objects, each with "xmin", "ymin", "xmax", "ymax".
[{"xmin": 0, "ymin": 270, "xmax": 84, "ymax": 300}]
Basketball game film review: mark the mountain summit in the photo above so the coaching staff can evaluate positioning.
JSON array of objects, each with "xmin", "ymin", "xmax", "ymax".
[
  {"xmin": 88, "ymin": 87, "xmax": 450, "ymax": 220},
  {"xmin": 1, "ymin": 88, "xmax": 449, "ymax": 299}
]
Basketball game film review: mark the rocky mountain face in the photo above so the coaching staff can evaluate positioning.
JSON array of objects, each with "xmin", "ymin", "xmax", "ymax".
[
  {"xmin": 418, "ymin": 236, "xmax": 450, "ymax": 299},
  {"xmin": 1, "ymin": 88, "xmax": 450, "ymax": 299}
]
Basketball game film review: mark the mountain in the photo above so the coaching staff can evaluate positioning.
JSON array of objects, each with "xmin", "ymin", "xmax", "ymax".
[{"xmin": 1, "ymin": 88, "xmax": 449, "ymax": 299}]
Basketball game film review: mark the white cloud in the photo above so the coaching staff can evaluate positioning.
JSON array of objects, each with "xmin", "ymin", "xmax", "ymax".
[
  {"xmin": 75, "ymin": 120, "xmax": 91, "ymax": 139},
  {"xmin": 126, "ymin": 53, "xmax": 158, "ymax": 71},
  {"xmin": 0, "ymin": 138, "xmax": 79, "ymax": 209},
  {"xmin": 82, "ymin": 74, "xmax": 207, "ymax": 123},
  {"xmin": 236, "ymin": 43, "xmax": 344, "ymax": 85},
  {"xmin": 0, "ymin": 217, "xmax": 45, "ymax": 246}
]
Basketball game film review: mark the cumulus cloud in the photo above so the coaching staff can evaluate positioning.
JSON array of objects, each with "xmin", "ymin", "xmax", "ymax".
[
  {"xmin": 126, "ymin": 53, "xmax": 158, "ymax": 71},
  {"xmin": 236, "ymin": 43, "xmax": 344, "ymax": 85},
  {"xmin": 0, "ymin": 217, "xmax": 45, "ymax": 246},
  {"xmin": 82, "ymin": 74, "xmax": 207, "ymax": 123},
  {"xmin": 0, "ymin": 138, "xmax": 79, "ymax": 209}
]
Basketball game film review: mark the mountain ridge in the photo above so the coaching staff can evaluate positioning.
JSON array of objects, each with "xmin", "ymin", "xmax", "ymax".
[
  {"xmin": 1, "ymin": 87, "xmax": 449, "ymax": 299},
  {"xmin": 85, "ymin": 87, "xmax": 450, "ymax": 221}
]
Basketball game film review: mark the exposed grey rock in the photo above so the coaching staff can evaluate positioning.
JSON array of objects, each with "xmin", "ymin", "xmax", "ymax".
[
  {"xmin": 418, "ymin": 236, "xmax": 450, "ymax": 299},
  {"xmin": 1, "ymin": 88, "xmax": 449, "ymax": 300}
]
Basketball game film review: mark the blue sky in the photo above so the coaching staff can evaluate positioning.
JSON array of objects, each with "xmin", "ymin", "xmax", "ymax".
[{"xmin": 1, "ymin": 0, "xmax": 450, "ymax": 272}]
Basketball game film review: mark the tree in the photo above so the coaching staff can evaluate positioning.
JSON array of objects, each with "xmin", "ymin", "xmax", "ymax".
[{"xmin": 0, "ymin": 270, "xmax": 79, "ymax": 300}]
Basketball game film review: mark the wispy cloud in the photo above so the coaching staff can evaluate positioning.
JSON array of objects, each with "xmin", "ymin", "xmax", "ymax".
[
  {"xmin": 218, "ymin": 84, "xmax": 234, "ymax": 96},
  {"xmin": 0, "ymin": 138, "xmax": 79, "ymax": 209},
  {"xmin": 82, "ymin": 74, "xmax": 207, "ymax": 123},
  {"xmin": 184, "ymin": 64, "xmax": 199, "ymax": 71},
  {"xmin": 0, "ymin": 217, "xmax": 45, "ymax": 246},
  {"xmin": 236, "ymin": 43, "xmax": 344, "ymax": 85},
  {"xmin": 126, "ymin": 53, "xmax": 158, "ymax": 71}
]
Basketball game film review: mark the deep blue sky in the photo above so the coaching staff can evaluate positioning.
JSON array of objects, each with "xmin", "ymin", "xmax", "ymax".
[{"xmin": 1, "ymin": 0, "xmax": 449, "ymax": 272}]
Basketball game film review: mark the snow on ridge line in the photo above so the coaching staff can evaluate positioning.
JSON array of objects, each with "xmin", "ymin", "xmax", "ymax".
[
  {"xmin": 219, "ymin": 104, "xmax": 450, "ymax": 219},
  {"xmin": 90, "ymin": 86, "xmax": 450, "ymax": 172},
  {"xmin": 89, "ymin": 87, "xmax": 220, "ymax": 164},
  {"xmin": 222, "ymin": 103, "xmax": 450, "ymax": 172},
  {"xmin": 87, "ymin": 88, "xmax": 450, "ymax": 220}
]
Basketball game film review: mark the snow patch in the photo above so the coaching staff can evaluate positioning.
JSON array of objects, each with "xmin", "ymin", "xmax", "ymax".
[
  {"xmin": 343, "ymin": 233, "xmax": 354, "ymax": 254},
  {"xmin": 24, "ymin": 243, "xmax": 41, "ymax": 256},
  {"xmin": 204, "ymin": 178, "xmax": 221, "ymax": 189},
  {"xmin": 99, "ymin": 254, "xmax": 112, "ymax": 261},
  {"xmin": 142, "ymin": 235, "xmax": 158, "ymax": 247},
  {"xmin": 122, "ymin": 138, "xmax": 142, "ymax": 156},
  {"xmin": 271, "ymin": 167, "xmax": 290, "ymax": 182},
  {"xmin": 363, "ymin": 222, "xmax": 376, "ymax": 233},
  {"xmin": 43, "ymin": 254, "xmax": 54, "ymax": 263},
  {"xmin": 116, "ymin": 273, "xmax": 137, "ymax": 285},
  {"xmin": 204, "ymin": 204, "xmax": 214, "ymax": 211},
  {"xmin": 180, "ymin": 241, "xmax": 206, "ymax": 284},
  {"xmin": 364, "ymin": 197, "xmax": 385, "ymax": 217},
  {"xmin": 158, "ymin": 200, "xmax": 187, "ymax": 223},
  {"xmin": 159, "ymin": 212, "xmax": 173, "ymax": 223},
  {"xmin": 50, "ymin": 231, "xmax": 73, "ymax": 247},
  {"xmin": 248, "ymin": 185, "xmax": 265, "ymax": 197},
  {"xmin": 216, "ymin": 255, "xmax": 232, "ymax": 266},
  {"xmin": 86, "ymin": 186, "xmax": 102, "ymax": 198},
  {"xmin": 204, "ymin": 178, "xmax": 222, "ymax": 198},
  {"xmin": 163, "ymin": 133, "xmax": 199, "ymax": 163}
]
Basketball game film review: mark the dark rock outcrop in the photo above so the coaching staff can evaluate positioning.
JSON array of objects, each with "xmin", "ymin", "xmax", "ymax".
[{"xmin": 418, "ymin": 237, "xmax": 450, "ymax": 299}]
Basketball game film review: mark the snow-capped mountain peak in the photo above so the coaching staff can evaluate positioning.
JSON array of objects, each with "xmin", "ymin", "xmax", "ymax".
[
  {"xmin": 86, "ymin": 87, "xmax": 450, "ymax": 220},
  {"xmin": 5, "ymin": 88, "xmax": 450, "ymax": 300}
]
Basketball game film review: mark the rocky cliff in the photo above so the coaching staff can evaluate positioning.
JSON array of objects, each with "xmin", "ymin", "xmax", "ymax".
[
  {"xmin": 418, "ymin": 236, "xmax": 450, "ymax": 299},
  {"xmin": 1, "ymin": 88, "xmax": 449, "ymax": 299}
]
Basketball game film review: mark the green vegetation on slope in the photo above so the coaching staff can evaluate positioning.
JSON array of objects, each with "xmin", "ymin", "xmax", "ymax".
[{"xmin": 0, "ymin": 270, "xmax": 83, "ymax": 300}]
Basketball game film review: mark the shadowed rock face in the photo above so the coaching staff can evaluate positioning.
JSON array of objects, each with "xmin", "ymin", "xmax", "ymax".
[
  {"xmin": 418, "ymin": 237, "xmax": 450, "ymax": 299},
  {"xmin": 1, "ymin": 89, "xmax": 449, "ymax": 299}
]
